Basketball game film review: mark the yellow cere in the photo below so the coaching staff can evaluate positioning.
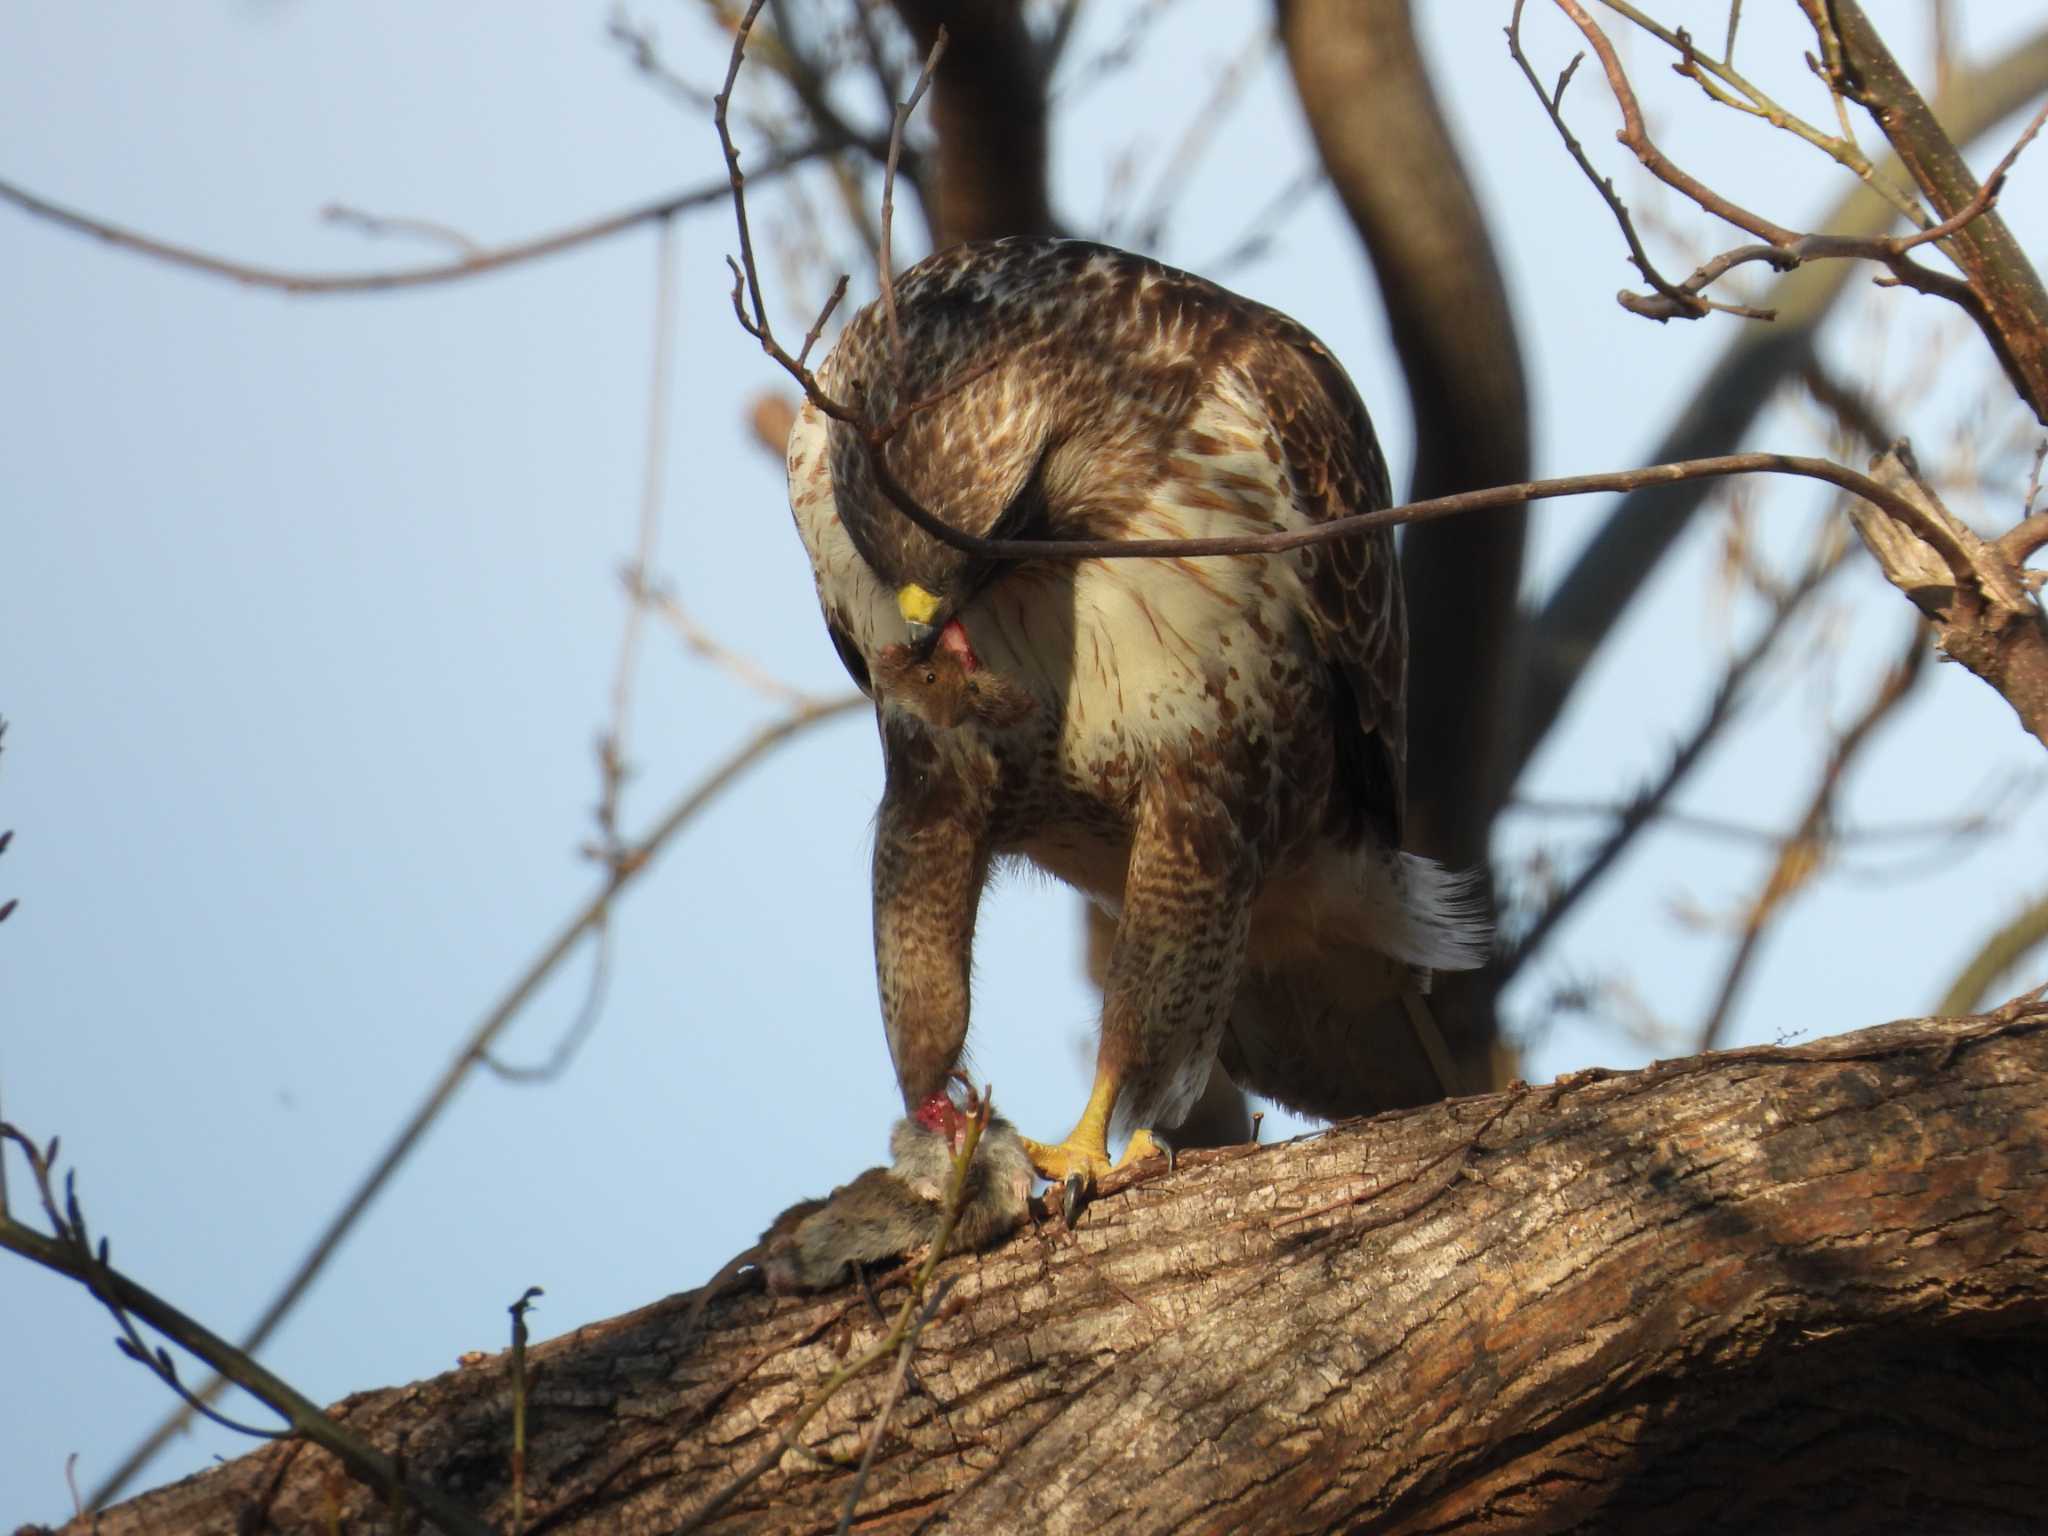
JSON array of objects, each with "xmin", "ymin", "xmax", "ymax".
[{"xmin": 897, "ymin": 583, "xmax": 942, "ymax": 626}]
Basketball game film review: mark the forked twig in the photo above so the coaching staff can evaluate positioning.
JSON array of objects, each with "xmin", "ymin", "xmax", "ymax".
[
  {"xmin": 880, "ymin": 28, "xmax": 949, "ymax": 361},
  {"xmin": 1523, "ymin": 0, "xmax": 2043, "ymax": 324}
]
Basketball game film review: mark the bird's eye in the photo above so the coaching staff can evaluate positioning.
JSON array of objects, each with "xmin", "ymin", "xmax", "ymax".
[
  {"xmin": 967, "ymin": 681, "xmax": 981, "ymax": 694},
  {"xmin": 923, "ymin": 670, "xmax": 937, "ymax": 685}
]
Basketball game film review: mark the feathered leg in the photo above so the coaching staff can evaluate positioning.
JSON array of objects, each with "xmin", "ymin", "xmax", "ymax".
[
  {"xmin": 1025, "ymin": 775, "xmax": 1252, "ymax": 1182},
  {"xmin": 873, "ymin": 721, "xmax": 994, "ymax": 1108}
]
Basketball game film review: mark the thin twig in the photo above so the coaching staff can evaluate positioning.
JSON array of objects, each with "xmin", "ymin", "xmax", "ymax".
[
  {"xmin": 510, "ymin": 1285, "xmax": 542, "ymax": 1532},
  {"xmin": 480, "ymin": 915, "xmax": 613, "ymax": 1083},
  {"xmin": 607, "ymin": 11, "xmax": 717, "ymax": 112},
  {"xmin": 1993, "ymin": 440, "xmax": 2048, "ymax": 566},
  {"xmin": 632, "ymin": 568, "xmax": 815, "ymax": 706},
  {"xmin": 1543, "ymin": 2, "xmax": 2030, "ymax": 324},
  {"xmin": 880, "ymin": 27, "xmax": 948, "ymax": 362},
  {"xmin": 1123, "ymin": 22, "xmax": 1272, "ymax": 252},
  {"xmin": 1555, "ymin": 0, "xmax": 1796, "ymax": 245},
  {"xmin": 1596, "ymin": 0, "xmax": 1929, "ymax": 225},
  {"xmin": 0, "ymin": 149, "xmax": 827, "ymax": 296},
  {"xmin": 834, "ymin": 1279, "xmax": 951, "ymax": 1534},
  {"xmin": 1693, "ymin": 623, "xmax": 1930, "ymax": 1052},
  {"xmin": 1506, "ymin": 794, "xmax": 2009, "ymax": 850},
  {"xmin": 677, "ymin": 1101, "xmax": 991, "ymax": 1534},
  {"xmin": 594, "ymin": 216, "xmax": 683, "ymax": 867},
  {"xmin": 851, "ymin": 449, "xmax": 1980, "ymax": 582},
  {"xmin": 1509, "ymin": 1, "xmax": 1729, "ymax": 320},
  {"xmin": 320, "ymin": 203, "xmax": 482, "ymax": 255},
  {"xmin": 1201, "ymin": 162, "xmax": 1327, "ymax": 276},
  {"xmin": 1501, "ymin": 545, "xmax": 1844, "ymax": 984}
]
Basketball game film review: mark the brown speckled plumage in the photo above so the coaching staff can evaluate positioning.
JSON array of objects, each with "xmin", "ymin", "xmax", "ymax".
[{"xmin": 788, "ymin": 238, "xmax": 1485, "ymax": 1138}]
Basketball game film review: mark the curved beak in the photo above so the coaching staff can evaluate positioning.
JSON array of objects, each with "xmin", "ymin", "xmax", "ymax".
[{"xmin": 897, "ymin": 582, "xmax": 942, "ymax": 647}]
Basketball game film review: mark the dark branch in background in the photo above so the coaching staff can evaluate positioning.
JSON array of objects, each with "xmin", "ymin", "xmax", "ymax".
[
  {"xmin": 1806, "ymin": 0, "xmax": 2048, "ymax": 420},
  {"xmin": 1692, "ymin": 622, "xmax": 1930, "ymax": 1053},
  {"xmin": 891, "ymin": 0, "xmax": 1057, "ymax": 245},
  {"xmin": 1278, "ymin": 0, "xmax": 1532, "ymax": 1098},
  {"xmin": 1499, "ymin": 542, "xmax": 1845, "ymax": 986},
  {"xmin": 0, "ymin": 1125, "xmax": 495, "ymax": 1536},
  {"xmin": 1279, "ymin": 0, "xmax": 1532, "ymax": 878},
  {"xmin": 86, "ymin": 689, "xmax": 863, "ymax": 1506},
  {"xmin": 0, "ymin": 152, "xmax": 827, "ymax": 295},
  {"xmin": 1511, "ymin": 24, "xmax": 2048, "ymax": 786}
]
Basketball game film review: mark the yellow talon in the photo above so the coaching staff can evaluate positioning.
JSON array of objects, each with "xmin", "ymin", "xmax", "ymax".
[{"xmin": 1021, "ymin": 1067, "xmax": 1167, "ymax": 1184}]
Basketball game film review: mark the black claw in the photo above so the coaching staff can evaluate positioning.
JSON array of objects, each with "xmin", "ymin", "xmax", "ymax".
[{"xmin": 1061, "ymin": 1171, "xmax": 1088, "ymax": 1227}]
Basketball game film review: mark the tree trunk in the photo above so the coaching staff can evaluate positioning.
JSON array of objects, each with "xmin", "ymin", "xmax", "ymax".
[{"xmin": 44, "ymin": 1003, "xmax": 2048, "ymax": 1536}]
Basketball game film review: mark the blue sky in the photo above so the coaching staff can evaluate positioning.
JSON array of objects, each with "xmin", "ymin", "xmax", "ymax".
[{"xmin": 4, "ymin": 1, "xmax": 2045, "ymax": 1520}]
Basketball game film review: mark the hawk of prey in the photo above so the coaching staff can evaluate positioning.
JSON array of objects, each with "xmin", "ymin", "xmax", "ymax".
[{"xmin": 787, "ymin": 238, "xmax": 1485, "ymax": 1183}]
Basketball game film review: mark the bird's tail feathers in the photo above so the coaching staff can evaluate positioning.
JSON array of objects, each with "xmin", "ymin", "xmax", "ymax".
[{"xmin": 1359, "ymin": 852, "xmax": 1492, "ymax": 973}]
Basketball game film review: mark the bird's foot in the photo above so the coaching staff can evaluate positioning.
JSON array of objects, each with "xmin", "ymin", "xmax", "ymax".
[
  {"xmin": 1020, "ymin": 1132, "xmax": 1113, "ymax": 1186},
  {"xmin": 1020, "ymin": 1126, "xmax": 1168, "ymax": 1186}
]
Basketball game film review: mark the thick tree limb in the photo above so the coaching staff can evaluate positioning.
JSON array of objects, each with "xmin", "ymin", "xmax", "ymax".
[
  {"xmin": 53, "ymin": 998, "xmax": 2048, "ymax": 1536},
  {"xmin": 1853, "ymin": 446, "xmax": 2048, "ymax": 746}
]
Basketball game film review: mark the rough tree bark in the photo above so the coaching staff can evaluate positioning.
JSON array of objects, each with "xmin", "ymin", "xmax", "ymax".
[{"xmin": 47, "ymin": 1000, "xmax": 2048, "ymax": 1536}]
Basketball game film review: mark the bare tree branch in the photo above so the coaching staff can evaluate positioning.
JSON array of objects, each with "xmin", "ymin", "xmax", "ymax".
[
  {"xmin": 1693, "ymin": 621, "xmax": 1930, "ymax": 1052},
  {"xmin": 1279, "ymin": 0, "xmax": 1533, "ymax": 878},
  {"xmin": 0, "ymin": 151, "xmax": 829, "ymax": 295},
  {"xmin": 1512, "ymin": 25, "xmax": 2048, "ymax": 785},
  {"xmin": 1500, "ymin": 543, "xmax": 1844, "ymax": 985},
  {"xmin": 892, "ymin": 0, "xmax": 1057, "ymax": 245},
  {"xmin": 1806, "ymin": 0, "xmax": 2048, "ymax": 420},
  {"xmin": 66, "ymin": 1002, "xmax": 2048, "ymax": 1535},
  {"xmin": 1539, "ymin": 0, "xmax": 2045, "ymax": 325}
]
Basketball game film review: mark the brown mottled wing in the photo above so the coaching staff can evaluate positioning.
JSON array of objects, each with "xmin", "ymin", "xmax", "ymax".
[{"xmin": 1245, "ymin": 314, "xmax": 1406, "ymax": 846}]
